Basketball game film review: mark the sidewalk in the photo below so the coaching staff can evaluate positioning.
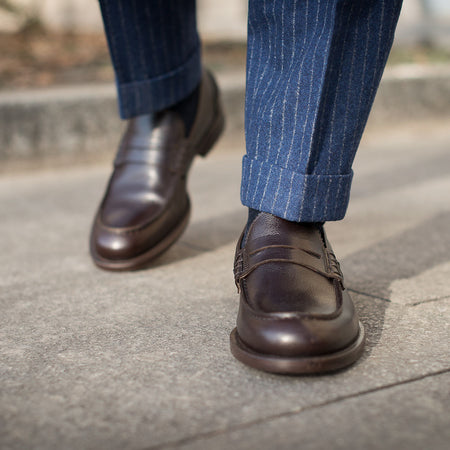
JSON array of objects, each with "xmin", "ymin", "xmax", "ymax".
[{"xmin": 0, "ymin": 117, "xmax": 449, "ymax": 449}]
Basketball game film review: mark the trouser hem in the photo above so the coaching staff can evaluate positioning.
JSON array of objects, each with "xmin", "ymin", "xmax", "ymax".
[
  {"xmin": 117, "ymin": 45, "xmax": 202, "ymax": 119},
  {"xmin": 240, "ymin": 156, "xmax": 353, "ymax": 222}
]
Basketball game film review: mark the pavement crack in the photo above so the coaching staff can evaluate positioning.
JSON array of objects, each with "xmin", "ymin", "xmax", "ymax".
[
  {"xmin": 347, "ymin": 289, "xmax": 450, "ymax": 307},
  {"xmin": 145, "ymin": 368, "xmax": 450, "ymax": 450},
  {"xmin": 347, "ymin": 288, "xmax": 391, "ymax": 302},
  {"xmin": 409, "ymin": 295, "xmax": 450, "ymax": 307}
]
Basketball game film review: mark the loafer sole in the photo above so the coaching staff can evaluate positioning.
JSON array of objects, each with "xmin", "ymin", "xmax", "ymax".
[{"xmin": 230, "ymin": 322, "xmax": 365, "ymax": 375}]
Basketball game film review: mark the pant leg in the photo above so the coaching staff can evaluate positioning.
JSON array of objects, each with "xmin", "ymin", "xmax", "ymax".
[
  {"xmin": 242, "ymin": 0, "xmax": 403, "ymax": 222},
  {"xmin": 98, "ymin": 0, "xmax": 201, "ymax": 119}
]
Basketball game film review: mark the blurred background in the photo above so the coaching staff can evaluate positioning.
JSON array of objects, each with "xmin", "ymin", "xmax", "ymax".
[
  {"xmin": 0, "ymin": 0, "xmax": 449, "ymax": 90},
  {"xmin": 0, "ymin": 0, "xmax": 449, "ymax": 170}
]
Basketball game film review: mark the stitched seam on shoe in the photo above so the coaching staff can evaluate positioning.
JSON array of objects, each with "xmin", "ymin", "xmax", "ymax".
[
  {"xmin": 239, "ymin": 289, "xmax": 343, "ymax": 321},
  {"xmin": 243, "ymin": 308, "xmax": 342, "ymax": 321},
  {"xmin": 248, "ymin": 245, "xmax": 321, "ymax": 258},
  {"xmin": 96, "ymin": 198, "xmax": 189, "ymax": 235}
]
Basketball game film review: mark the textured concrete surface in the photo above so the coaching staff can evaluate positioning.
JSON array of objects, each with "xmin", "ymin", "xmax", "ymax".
[
  {"xmin": 178, "ymin": 372, "xmax": 450, "ymax": 450},
  {"xmin": 1, "ymin": 65, "xmax": 450, "ymax": 170},
  {"xmin": 0, "ymin": 120, "xmax": 449, "ymax": 449}
]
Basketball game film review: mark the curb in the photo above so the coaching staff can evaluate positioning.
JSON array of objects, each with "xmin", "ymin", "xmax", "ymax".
[
  {"xmin": 370, "ymin": 64, "xmax": 450, "ymax": 124},
  {"xmin": 0, "ymin": 65, "xmax": 449, "ymax": 168}
]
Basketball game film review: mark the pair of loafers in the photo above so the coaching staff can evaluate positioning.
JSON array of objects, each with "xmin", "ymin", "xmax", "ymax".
[{"xmin": 90, "ymin": 70, "xmax": 365, "ymax": 374}]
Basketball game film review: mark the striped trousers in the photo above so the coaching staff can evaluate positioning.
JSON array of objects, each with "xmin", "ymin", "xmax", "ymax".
[{"xmin": 99, "ymin": 0, "xmax": 403, "ymax": 222}]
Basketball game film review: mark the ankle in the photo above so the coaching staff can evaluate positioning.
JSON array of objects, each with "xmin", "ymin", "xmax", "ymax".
[
  {"xmin": 242, "ymin": 209, "xmax": 325, "ymax": 247},
  {"xmin": 168, "ymin": 84, "xmax": 200, "ymax": 135}
]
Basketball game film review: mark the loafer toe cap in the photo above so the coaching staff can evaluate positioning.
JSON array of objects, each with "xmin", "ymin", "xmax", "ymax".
[
  {"xmin": 91, "ymin": 222, "xmax": 143, "ymax": 261},
  {"xmin": 236, "ymin": 290, "xmax": 361, "ymax": 359}
]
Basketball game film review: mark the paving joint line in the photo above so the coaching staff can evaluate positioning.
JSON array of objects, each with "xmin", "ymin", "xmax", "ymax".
[
  {"xmin": 409, "ymin": 294, "xmax": 450, "ymax": 307},
  {"xmin": 348, "ymin": 289, "xmax": 450, "ymax": 307},
  {"xmin": 145, "ymin": 367, "xmax": 450, "ymax": 450},
  {"xmin": 347, "ymin": 288, "xmax": 391, "ymax": 302}
]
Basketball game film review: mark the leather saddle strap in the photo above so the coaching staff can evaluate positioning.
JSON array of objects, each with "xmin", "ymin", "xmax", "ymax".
[{"xmin": 234, "ymin": 245, "xmax": 344, "ymax": 292}]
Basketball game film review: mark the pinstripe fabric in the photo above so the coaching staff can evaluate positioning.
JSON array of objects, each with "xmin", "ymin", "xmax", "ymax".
[
  {"xmin": 98, "ymin": 0, "xmax": 201, "ymax": 119},
  {"xmin": 242, "ymin": 0, "xmax": 402, "ymax": 222},
  {"xmin": 99, "ymin": 0, "xmax": 402, "ymax": 222}
]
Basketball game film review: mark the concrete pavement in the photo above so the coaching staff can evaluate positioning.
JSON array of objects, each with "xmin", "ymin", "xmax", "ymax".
[{"xmin": 0, "ymin": 119, "xmax": 449, "ymax": 449}]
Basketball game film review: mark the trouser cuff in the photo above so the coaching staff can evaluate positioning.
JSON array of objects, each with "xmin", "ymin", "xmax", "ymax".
[
  {"xmin": 117, "ymin": 46, "xmax": 202, "ymax": 119},
  {"xmin": 240, "ymin": 156, "xmax": 353, "ymax": 222}
]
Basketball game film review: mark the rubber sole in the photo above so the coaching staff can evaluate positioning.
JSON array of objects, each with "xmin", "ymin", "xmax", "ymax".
[{"xmin": 230, "ymin": 323, "xmax": 366, "ymax": 375}]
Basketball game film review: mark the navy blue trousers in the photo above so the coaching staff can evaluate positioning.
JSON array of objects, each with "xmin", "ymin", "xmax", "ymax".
[{"xmin": 99, "ymin": 0, "xmax": 402, "ymax": 222}]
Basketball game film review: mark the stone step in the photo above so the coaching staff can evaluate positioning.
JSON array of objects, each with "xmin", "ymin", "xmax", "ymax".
[{"xmin": 1, "ymin": 64, "xmax": 449, "ymax": 171}]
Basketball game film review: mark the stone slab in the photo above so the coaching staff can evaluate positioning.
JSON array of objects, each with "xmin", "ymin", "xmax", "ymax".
[
  {"xmin": 1, "ymin": 139, "xmax": 450, "ymax": 449},
  {"xmin": 325, "ymin": 119, "xmax": 450, "ymax": 304},
  {"xmin": 176, "ymin": 372, "xmax": 450, "ymax": 450}
]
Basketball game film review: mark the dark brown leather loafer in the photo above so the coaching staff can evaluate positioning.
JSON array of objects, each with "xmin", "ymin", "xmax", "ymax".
[
  {"xmin": 90, "ymin": 70, "xmax": 224, "ymax": 270},
  {"xmin": 231, "ymin": 212, "xmax": 365, "ymax": 374}
]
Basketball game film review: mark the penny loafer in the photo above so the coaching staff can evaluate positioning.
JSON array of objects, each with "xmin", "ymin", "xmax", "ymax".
[
  {"xmin": 90, "ymin": 70, "xmax": 224, "ymax": 270},
  {"xmin": 231, "ymin": 212, "xmax": 365, "ymax": 374}
]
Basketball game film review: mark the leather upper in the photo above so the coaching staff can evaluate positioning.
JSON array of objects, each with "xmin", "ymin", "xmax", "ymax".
[
  {"xmin": 234, "ymin": 213, "xmax": 361, "ymax": 357},
  {"xmin": 90, "ymin": 70, "xmax": 222, "ymax": 263},
  {"xmin": 92, "ymin": 112, "xmax": 190, "ymax": 261}
]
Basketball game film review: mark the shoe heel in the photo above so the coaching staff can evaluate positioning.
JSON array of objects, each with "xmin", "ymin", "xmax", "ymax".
[{"xmin": 197, "ymin": 103, "xmax": 225, "ymax": 157}]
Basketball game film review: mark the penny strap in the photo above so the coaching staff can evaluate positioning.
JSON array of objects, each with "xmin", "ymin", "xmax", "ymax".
[{"xmin": 234, "ymin": 244, "xmax": 344, "ymax": 293}]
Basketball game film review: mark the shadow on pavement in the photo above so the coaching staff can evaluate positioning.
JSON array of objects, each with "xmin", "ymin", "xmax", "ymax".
[
  {"xmin": 137, "ymin": 206, "xmax": 450, "ymax": 367},
  {"xmin": 342, "ymin": 211, "xmax": 450, "ymax": 359},
  {"xmin": 145, "ymin": 208, "xmax": 246, "ymax": 269}
]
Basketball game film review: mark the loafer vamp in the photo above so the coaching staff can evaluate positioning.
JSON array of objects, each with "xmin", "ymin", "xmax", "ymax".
[
  {"xmin": 93, "ymin": 182, "xmax": 189, "ymax": 261},
  {"xmin": 237, "ymin": 287, "xmax": 360, "ymax": 358},
  {"xmin": 100, "ymin": 164, "xmax": 180, "ymax": 228},
  {"xmin": 243, "ymin": 256, "xmax": 338, "ymax": 314}
]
